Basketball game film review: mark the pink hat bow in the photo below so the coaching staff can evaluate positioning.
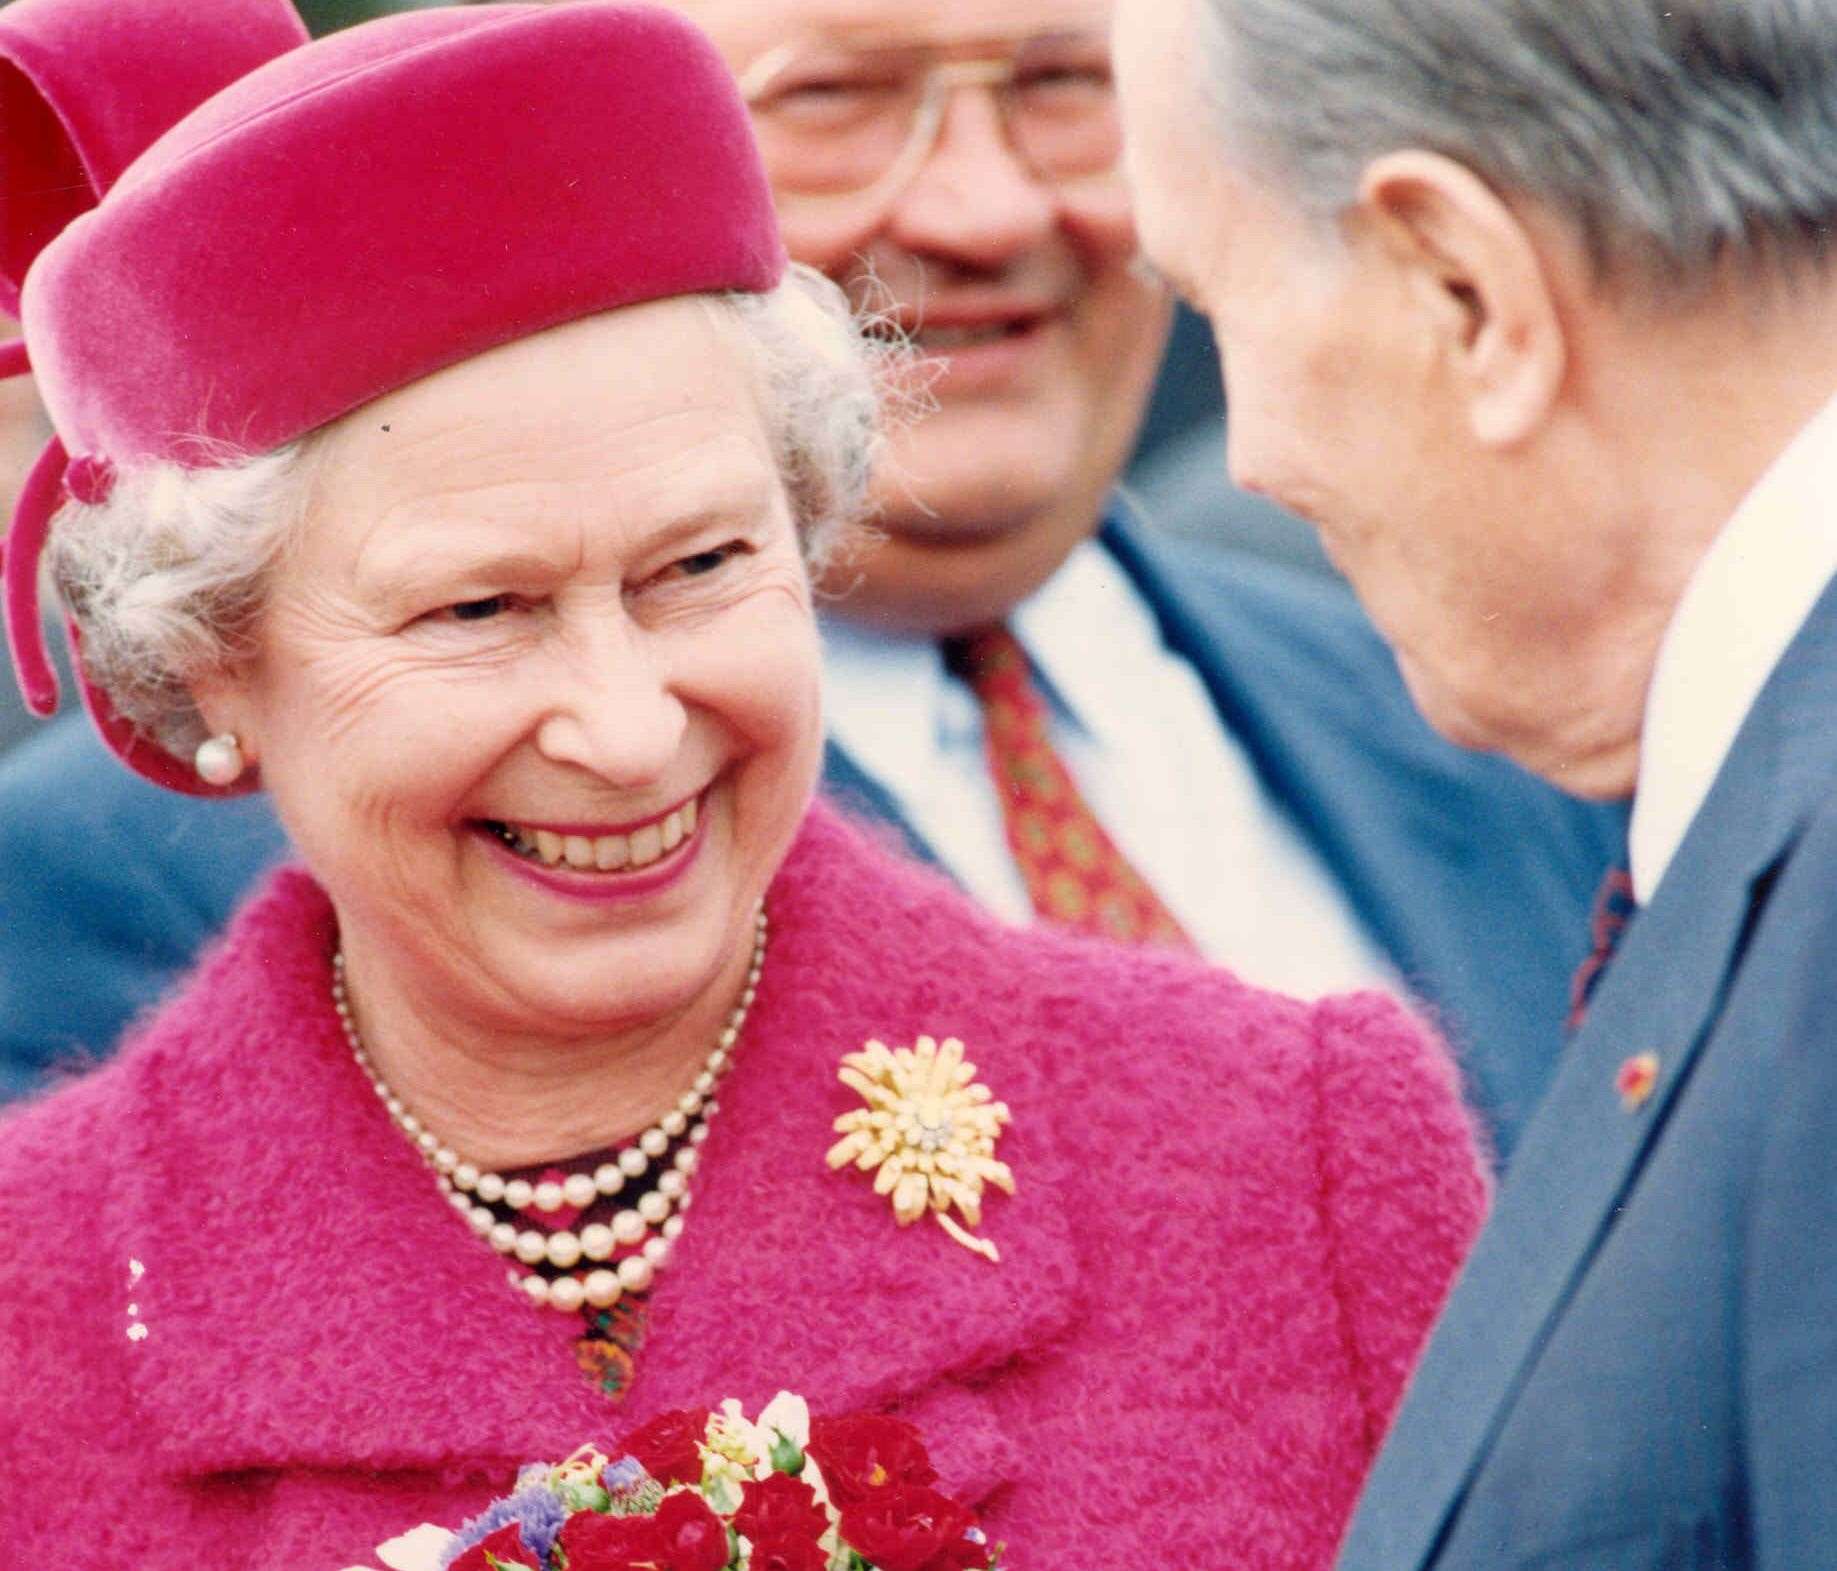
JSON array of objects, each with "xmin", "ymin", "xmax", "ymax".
[{"xmin": 0, "ymin": 0, "xmax": 308, "ymax": 789}]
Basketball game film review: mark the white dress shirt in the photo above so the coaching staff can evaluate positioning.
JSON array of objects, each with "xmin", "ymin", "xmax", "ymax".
[
  {"xmin": 820, "ymin": 541, "xmax": 1395, "ymax": 1000},
  {"xmin": 1632, "ymin": 390, "xmax": 1837, "ymax": 904}
]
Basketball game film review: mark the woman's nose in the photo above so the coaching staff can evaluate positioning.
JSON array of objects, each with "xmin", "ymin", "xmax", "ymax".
[{"xmin": 533, "ymin": 624, "xmax": 687, "ymax": 785}]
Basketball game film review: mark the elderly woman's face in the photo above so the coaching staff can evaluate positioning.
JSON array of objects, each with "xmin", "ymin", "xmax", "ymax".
[{"xmin": 204, "ymin": 298, "xmax": 823, "ymax": 1037}]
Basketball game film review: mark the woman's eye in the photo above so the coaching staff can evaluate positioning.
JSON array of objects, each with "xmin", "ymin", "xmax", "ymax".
[
  {"xmin": 673, "ymin": 542, "xmax": 747, "ymax": 578},
  {"xmin": 450, "ymin": 595, "xmax": 509, "ymax": 621}
]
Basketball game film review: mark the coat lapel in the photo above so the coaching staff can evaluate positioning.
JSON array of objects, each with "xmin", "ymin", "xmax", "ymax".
[
  {"xmin": 118, "ymin": 809, "xmax": 1078, "ymax": 1506},
  {"xmin": 119, "ymin": 873, "xmax": 613, "ymax": 1479},
  {"xmin": 627, "ymin": 807, "xmax": 1081, "ymax": 1501},
  {"xmin": 1340, "ymin": 580, "xmax": 1837, "ymax": 1569}
]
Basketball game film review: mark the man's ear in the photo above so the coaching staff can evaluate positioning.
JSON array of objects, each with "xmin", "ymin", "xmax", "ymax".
[{"xmin": 1353, "ymin": 149, "xmax": 1567, "ymax": 447}]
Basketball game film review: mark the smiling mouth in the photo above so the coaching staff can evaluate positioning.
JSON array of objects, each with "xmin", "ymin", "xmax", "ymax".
[
  {"xmin": 903, "ymin": 316, "xmax": 1048, "ymax": 355},
  {"xmin": 480, "ymin": 796, "xmax": 700, "ymax": 874}
]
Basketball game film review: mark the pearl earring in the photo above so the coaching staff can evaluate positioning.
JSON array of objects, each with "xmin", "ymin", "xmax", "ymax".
[{"xmin": 193, "ymin": 733, "xmax": 246, "ymax": 786}]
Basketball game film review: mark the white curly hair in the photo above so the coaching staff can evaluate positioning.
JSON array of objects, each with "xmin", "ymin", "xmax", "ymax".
[{"xmin": 48, "ymin": 264, "xmax": 893, "ymax": 762}]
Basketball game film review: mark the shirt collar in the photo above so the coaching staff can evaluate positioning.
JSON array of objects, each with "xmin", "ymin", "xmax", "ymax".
[
  {"xmin": 1010, "ymin": 538, "xmax": 1155, "ymax": 748},
  {"xmin": 819, "ymin": 612, "xmax": 949, "ymax": 788},
  {"xmin": 819, "ymin": 539, "xmax": 1119, "ymax": 754},
  {"xmin": 1630, "ymin": 388, "xmax": 1837, "ymax": 902}
]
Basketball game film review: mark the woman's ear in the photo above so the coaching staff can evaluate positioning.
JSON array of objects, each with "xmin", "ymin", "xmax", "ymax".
[
  {"xmin": 187, "ymin": 663, "xmax": 261, "ymax": 773},
  {"xmin": 1353, "ymin": 149, "xmax": 1568, "ymax": 447}
]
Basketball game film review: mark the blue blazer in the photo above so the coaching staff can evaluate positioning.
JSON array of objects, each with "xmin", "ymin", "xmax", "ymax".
[
  {"xmin": 0, "ymin": 507, "xmax": 1621, "ymax": 1157},
  {"xmin": 1337, "ymin": 578, "xmax": 1837, "ymax": 1570}
]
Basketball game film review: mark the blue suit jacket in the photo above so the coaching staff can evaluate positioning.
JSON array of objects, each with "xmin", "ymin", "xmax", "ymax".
[
  {"xmin": 1337, "ymin": 578, "xmax": 1837, "ymax": 1570},
  {"xmin": 0, "ymin": 508, "xmax": 1621, "ymax": 1158}
]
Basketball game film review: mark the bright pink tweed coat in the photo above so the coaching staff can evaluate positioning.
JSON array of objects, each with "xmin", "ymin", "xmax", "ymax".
[{"xmin": 0, "ymin": 802, "xmax": 1486, "ymax": 1567}]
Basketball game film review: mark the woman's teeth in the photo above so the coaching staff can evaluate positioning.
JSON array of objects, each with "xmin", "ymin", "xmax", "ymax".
[{"xmin": 493, "ymin": 798, "xmax": 697, "ymax": 872}]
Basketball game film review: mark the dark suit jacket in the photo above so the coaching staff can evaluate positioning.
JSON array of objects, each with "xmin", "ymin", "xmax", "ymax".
[
  {"xmin": 1337, "ymin": 577, "xmax": 1837, "ymax": 1571},
  {"xmin": 0, "ymin": 507, "xmax": 1622, "ymax": 1157}
]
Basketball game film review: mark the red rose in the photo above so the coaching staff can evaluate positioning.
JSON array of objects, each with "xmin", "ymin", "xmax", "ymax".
[
  {"xmin": 554, "ymin": 1509, "xmax": 664, "ymax": 1571},
  {"xmin": 806, "ymin": 1414, "xmax": 937, "ymax": 1507},
  {"xmin": 747, "ymin": 1535, "xmax": 830, "ymax": 1571},
  {"xmin": 733, "ymin": 1472, "xmax": 829, "ymax": 1548},
  {"xmin": 652, "ymin": 1490, "xmax": 731, "ymax": 1571},
  {"xmin": 618, "ymin": 1408, "xmax": 711, "ymax": 1486},
  {"xmin": 449, "ymin": 1522, "xmax": 541, "ymax": 1571},
  {"xmin": 839, "ymin": 1485, "xmax": 985, "ymax": 1571}
]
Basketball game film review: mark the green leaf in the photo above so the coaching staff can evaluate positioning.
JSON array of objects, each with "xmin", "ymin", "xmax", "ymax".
[
  {"xmin": 558, "ymin": 1480, "xmax": 612, "ymax": 1513},
  {"xmin": 769, "ymin": 1429, "xmax": 806, "ymax": 1476}
]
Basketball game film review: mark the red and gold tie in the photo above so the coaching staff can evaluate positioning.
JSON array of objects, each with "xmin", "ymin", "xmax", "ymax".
[
  {"xmin": 944, "ymin": 626, "xmax": 1196, "ymax": 951},
  {"xmin": 1567, "ymin": 864, "xmax": 1636, "ymax": 1032}
]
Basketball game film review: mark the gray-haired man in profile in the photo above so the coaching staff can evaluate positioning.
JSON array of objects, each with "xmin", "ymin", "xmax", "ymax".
[{"xmin": 1113, "ymin": 0, "xmax": 1837, "ymax": 1566}]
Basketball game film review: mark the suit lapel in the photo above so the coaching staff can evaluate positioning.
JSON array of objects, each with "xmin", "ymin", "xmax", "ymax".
[
  {"xmin": 818, "ymin": 737, "xmax": 946, "ymax": 874},
  {"xmin": 1099, "ymin": 503, "xmax": 1467, "ymax": 979},
  {"xmin": 1341, "ymin": 580, "xmax": 1837, "ymax": 1569},
  {"xmin": 1104, "ymin": 503, "xmax": 1626, "ymax": 1159}
]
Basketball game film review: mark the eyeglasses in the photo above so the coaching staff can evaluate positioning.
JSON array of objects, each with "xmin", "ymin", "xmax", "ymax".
[{"xmin": 738, "ymin": 25, "xmax": 1123, "ymax": 216}]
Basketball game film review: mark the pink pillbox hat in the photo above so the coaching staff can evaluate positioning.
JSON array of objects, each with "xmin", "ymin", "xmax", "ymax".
[{"xmin": 0, "ymin": 0, "xmax": 785, "ymax": 792}]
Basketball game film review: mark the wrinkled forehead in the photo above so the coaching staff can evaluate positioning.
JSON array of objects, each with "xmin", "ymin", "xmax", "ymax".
[
  {"xmin": 647, "ymin": 0, "xmax": 1113, "ymax": 62},
  {"xmin": 300, "ymin": 299, "xmax": 784, "ymax": 580}
]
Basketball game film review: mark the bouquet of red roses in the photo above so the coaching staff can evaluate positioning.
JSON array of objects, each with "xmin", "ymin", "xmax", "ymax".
[{"xmin": 349, "ymin": 1393, "xmax": 999, "ymax": 1571}]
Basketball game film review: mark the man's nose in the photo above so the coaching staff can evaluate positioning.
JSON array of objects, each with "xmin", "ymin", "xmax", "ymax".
[
  {"xmin": 882, "ymin": 88, "xmax": 1057, "ymax": 267},
  {"xmin": 534, "ymin": 620, "xmax": 687, "ymax": 785}
]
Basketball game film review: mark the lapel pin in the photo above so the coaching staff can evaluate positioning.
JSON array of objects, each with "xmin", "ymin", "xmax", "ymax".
[
  {"xmin": 1616, "ymin": 1052, "xmax": 1661, "ymax": 1112},
  {"xmin": 827, "ymin": 1034, "xmax": 1014, "ymax": 1263}
]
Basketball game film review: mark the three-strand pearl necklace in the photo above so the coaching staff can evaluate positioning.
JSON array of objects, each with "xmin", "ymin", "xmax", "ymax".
[{"xmin": 332, "ymin": 904, "xmax": 767, "ymax": 1313}]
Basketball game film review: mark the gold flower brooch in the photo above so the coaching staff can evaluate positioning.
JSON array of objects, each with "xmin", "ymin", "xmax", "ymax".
[{"xmin": 826, "ymin": 1035, "xmax": 1015, "ymax": 1263}]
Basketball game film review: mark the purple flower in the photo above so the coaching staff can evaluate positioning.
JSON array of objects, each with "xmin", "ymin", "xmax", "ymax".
[
  {"xmin": 601, "ymin": 1455, "xmax": 648, "ymax": 1492},
  {"xmin": 435, "ymin": 1468, "xmax": 571, "ymax": 1570},
  {"xmin": 599, "ymin": 1452, "xmax": 665, "ymax": 1517}
]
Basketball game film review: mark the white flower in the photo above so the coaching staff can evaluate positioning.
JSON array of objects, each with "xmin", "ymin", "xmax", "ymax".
[
  {"xmin": 751, "ymin": 1391, "xmax": 834, "ymax": 1512},
  {"xmin": 705, "ymin": 1392, "xmax": 835, "ymax": 1520},
  {"xmin": 356, "ymin": 1523, "xmax": 457, "ymax": 1571},
  {"xmin": 755, "ymin": 1390, "xmax": 811, "ymax": 1455},
  {"xmin": 707, "ymin": 1402, "xmax": 766, "ymax": 1472}
]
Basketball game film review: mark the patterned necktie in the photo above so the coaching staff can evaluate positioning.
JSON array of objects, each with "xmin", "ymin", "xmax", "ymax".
[
  {"xmin": 943, "ymin": 625, "xmax": 1196, "ymax": 951},
  {"xmin": 1567, "ymin": 864, "xmax": 1637, "ymax": 1032}
]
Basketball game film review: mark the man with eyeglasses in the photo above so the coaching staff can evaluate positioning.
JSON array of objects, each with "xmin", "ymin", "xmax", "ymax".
[{"xmin": 0, "ymin": 0, "xmax": 1619, "ymax": 1162}]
